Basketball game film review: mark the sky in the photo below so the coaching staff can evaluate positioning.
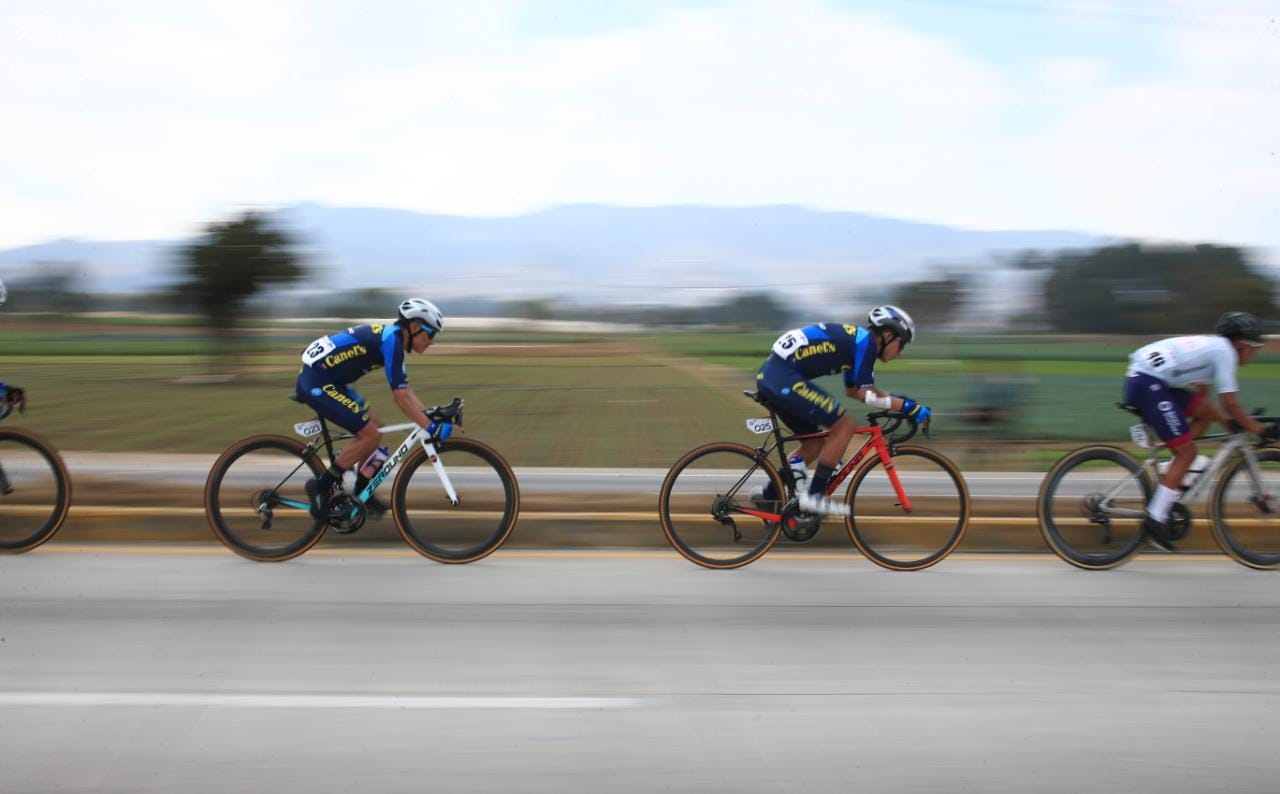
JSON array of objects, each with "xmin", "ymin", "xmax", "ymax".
[{"xmin": 1, "ymin": 0, "xmax": 1277, "ymax": 253}]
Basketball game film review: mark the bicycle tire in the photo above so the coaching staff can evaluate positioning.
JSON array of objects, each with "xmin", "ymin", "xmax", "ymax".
[
  {"xmin": 1209, "ymin": 448, "xmax": 1280, "ymax": 570},
  {"xmin": 392, "ymin": 437, "xmax": 519, "ymax": 563},
  {"xmin": 204, "ymin": 434, "xmax": 326, "ymax": 562},
  {"xmin": 658, "ymin": 442, "xmax": 785, "ymax": 569},
  {"xmin": 843, "ymin": 445, "xmax": 969, "ymax": 571},
  {"xmin": 0, "ymin": 428, "xmax": 72, "ymax": 553},
  {"xmin": 1037, "ymin": 445, "xmax": 1152, "ymax": 570}
]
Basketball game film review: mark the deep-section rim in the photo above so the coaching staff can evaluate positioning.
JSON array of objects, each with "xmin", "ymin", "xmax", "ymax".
[
  {"xmin": 1209, "ymin": 448, "xmax": 1280, "ymax": 570},
  {"xmin": 0, "ymin": 428, "xmax": 72, "ymax": 553},
  {"xmin": 1036, "ymin": 444, "xmax": 1151, "ymax": 570}
]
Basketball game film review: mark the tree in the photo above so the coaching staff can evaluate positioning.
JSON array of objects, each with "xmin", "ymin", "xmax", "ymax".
[
  {"xmin": 1040, "ymin": 243, "xmax": 1275, "ymax": 334},
  {"xmin": 890, "ymin": 275, "xmax": 968, "ymax": 328},
  {"xmin": 177, "ymin": 211, "xmax": 305, "ymax": 336}
]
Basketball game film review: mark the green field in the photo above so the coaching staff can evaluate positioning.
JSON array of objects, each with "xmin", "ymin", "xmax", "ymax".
[{"xmin": 4, "ymin": 320, "xmax": 1279, "ymax": 467}]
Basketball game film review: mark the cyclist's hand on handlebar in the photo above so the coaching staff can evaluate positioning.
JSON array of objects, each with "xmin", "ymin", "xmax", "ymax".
[
  {"xmin": 2, "ymin": 385, "xmax": 26, "ymax": 413},
  {"xmin": 901, "ymin": 397, "xmax": 931, "ymax": 425}
]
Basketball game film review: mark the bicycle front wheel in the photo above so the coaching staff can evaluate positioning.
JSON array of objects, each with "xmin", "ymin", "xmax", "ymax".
[
  {"xmin": 204, "ymin": 435, "xmax": 326, "ymax": 562},
  {"xmin": 844, "ymin": 446, "xmax": 969, "ymax": 570},
  {"xmin": 658, "ymin": 442, "xmax": 785, "ymax": 569},
  {"xmin": 392, "ymin": 437, "xmax": 519, "ymax": 563},
  {"xmin": 0, "ymin": 429, "xmax": 72, "ymax": 553},
  {"xmin": 1037, "ymin": 445, "xmax": 1152, "ymax": 570},
  {"xmin": 1210, "ymin": 449, "xmax": 1280, "ymax": 570}
]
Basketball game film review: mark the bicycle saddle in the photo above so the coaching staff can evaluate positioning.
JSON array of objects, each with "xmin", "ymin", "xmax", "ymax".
[
  {"xmin": 1115, "ymin": 402, "xmax": 1141, "ymax": 416},
  {"xmin": 743, "ymin": 390, "xmax": 769, "ymax": 405}
]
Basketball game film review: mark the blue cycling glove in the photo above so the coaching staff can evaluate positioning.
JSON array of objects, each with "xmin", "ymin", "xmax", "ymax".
[{"xmin": 900, "ymin": 397, "xmax": 932, "ymax": 424}]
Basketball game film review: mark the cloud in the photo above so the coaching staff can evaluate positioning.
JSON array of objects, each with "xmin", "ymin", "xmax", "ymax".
[{"xmin": 0, "ymin": 0, "xmax": 1276, "ymax": 253}]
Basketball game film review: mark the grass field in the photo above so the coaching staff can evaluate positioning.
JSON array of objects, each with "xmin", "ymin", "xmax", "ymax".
[{"xmin": 4, "ymin": 319, "xmax": 1280, "ymax": 467}]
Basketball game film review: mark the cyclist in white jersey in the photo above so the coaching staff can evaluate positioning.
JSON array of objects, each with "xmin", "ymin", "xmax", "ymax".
[{"xmin": 1123, "ymin": 311, "xmax": 1268, "ymax": 549}]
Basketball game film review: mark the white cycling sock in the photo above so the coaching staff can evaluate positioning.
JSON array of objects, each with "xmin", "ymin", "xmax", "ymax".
[{"xmin": 1147, "ymin": 484, "xmax": 1178, "ymax": 523}]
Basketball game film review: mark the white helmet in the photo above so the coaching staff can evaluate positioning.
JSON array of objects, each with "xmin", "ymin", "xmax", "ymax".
[
  {"xmin": 868, "ymin": 304, "xmax": 916, "ymax": 343},
  {"xmin": 398, "ymin": 298, "xmax": 444, "ymax": 336}
]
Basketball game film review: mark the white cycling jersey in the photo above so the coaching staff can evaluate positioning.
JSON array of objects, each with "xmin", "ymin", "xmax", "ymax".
[{"xmin": 1126, "ymin": 335, "xmax": 1238, "ymax": 393}]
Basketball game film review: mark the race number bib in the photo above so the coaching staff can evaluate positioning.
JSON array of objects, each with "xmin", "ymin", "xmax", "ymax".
[
  {"xmin": 772, "ymin": 328, "xmax": 809, "ymax": 358},
  {"xmin": 745, "ymin": 418, "xmax": 774, "ymax": 434},
  {"xmin": 302, "ymin": 336, "xmax": 336, "ymax": 366}
]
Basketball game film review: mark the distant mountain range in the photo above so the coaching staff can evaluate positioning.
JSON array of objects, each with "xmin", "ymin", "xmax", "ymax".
[{"xmin": 0, "ymin": 203, "xmax": 1108, "ymax": 305}]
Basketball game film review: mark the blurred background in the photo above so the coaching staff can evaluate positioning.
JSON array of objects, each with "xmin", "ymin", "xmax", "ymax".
[{"xmin": 1, "ymin": 0, "xmax": 1277, "ymax": 473}]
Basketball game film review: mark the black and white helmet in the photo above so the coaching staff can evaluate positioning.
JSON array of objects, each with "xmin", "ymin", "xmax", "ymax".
[
  {"xmin": 1214, "ymin": 311, "xmax": 1262, "ymax": 343},
  {"xmin": 868, "ymin": 304, "xmax": 916, "ymax": 343},
  {"xmin": 398, "ymin": 298, "xmax": 444, "ymax": 336}
]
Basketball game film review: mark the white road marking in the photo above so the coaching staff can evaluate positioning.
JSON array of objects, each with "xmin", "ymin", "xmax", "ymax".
[{"xmin": 0, "ymin": 692, "xmax": 641, "ymax": 709}]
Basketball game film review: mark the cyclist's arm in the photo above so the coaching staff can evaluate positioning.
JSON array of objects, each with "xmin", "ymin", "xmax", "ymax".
[
  {"xmin": 848, "ymin": 386, "xmax": 902, "ymax": 411},
  {"xmin": 1219, "ymin": 391, "xmax": 1264, "ymax": 435},
  {"xmin": 391, "ymin": 387, "xmax": 434, "ymax": 431}
]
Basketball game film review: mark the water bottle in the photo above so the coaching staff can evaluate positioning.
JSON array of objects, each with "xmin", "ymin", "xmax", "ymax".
[
  {"xmin": 788, "ymin": 454, "xmax": 808, "ymax": 486},
  {"xmin": 1156, "ymin": 454, "xmax": 1210, "ymax": 488},
  {"xmin": 359, "ymin": 446, "xmax": 390, "ymax": 479}
]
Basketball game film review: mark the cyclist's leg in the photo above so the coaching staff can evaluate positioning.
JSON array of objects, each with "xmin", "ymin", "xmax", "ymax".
[
  {"xmin": 758, "ymin": 359, "xmax": 849, "ymax": 514},
  {"xmin": 296, "ymin": 374, "xmax": 382, "ymax": 512},
  {"xmin": 1125, "ymin": 373, "xmax": 1195, "ymax": 545}
]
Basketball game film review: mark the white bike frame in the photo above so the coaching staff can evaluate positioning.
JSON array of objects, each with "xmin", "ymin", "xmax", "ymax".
[{"xmin": 1097, "ymin": 430, "xmax": 1265, "ymax": 519}]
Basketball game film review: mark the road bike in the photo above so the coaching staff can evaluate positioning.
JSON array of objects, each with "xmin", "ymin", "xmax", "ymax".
[
  {"xmin": 658, "ymin": 390, "xmax": 970, "ymax": 570},
  {"xmin": 205, "ymin": 396, "xmax": 519, "ymax": 562},
  {"xmin": 1037, "ymin": 404, "xmax": 1280, "ymax": 570},
  {"xmin": 0, "ymin": 398, "xmax": 72, "ymax": 553}
]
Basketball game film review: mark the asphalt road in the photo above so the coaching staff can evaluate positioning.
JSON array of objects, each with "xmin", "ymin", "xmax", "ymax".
[{"xmin": 2, "ymin": 550, "xmax": 1278, "ymax": 793}]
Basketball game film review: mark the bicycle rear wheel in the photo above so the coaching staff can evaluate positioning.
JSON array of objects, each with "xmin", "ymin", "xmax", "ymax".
[
  {"xmin": 1037, "ymin": 445, "xmax": 1152, "ymax": 570},
  {"xmin": 392, "ymin": 437, "xmax": 519, "ymax": 563},
  {"xmin": 0, "ymin": 429, "xmax": 71, "ymax": 553},
  {"xmin": 844, "ymin": 446, "xmax": 969, "ymax": 570},
  {"xmin": 658, "ymin": 442, "xmax": 784, "ymax": 569},
  {"xmin": 1210, "ymin": 449, "xmax": 1280, "ymax": 569},
  {"xmin": 204, "ymin": 435, "xmax": 326, "ymax": 561}
]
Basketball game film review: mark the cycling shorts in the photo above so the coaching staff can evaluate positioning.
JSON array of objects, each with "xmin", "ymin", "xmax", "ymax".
[
  {"xmin": 756, "ymin": 354, "xmax": 845, "ymax": 435},
  {"xmin": 1123, "ymin": 372, "xmax": 1204, "ymax": 448},
  {"xmin": 296, "ymin": 367, "xmax": 371, "ymax": 434}
]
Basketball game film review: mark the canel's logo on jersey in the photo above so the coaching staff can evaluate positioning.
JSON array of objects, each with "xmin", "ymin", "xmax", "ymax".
[
  {"xmin": 324, "ymin": 345, "xmax": 367, "ymax": 368},
  {"xmin": 792, "ymin": 381, "xmax": 835, "ymax": 413},
  {"xmin": 795, "ymin": 341, "xmax": 836, "ymax": 361},
  {"xmin": 322, "ymin": 384, "xmax": 363, "ymax": 414}
]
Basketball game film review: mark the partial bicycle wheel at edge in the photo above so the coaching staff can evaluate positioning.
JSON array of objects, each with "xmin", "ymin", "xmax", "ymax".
[
  {"xmin": 1037, "ymin": 445, "xmax": 1153, "ymax": 570},
  {"xmin": 0, "ymin": 428, "xmax": 72, "ymax": 553},
  {"xmin": 844, "ymin": 446, "xmax": 969, "ymax": 570},
  {"xmin": 205, "ymin": 434, "xmax": 327, "ymax": 561},
  {"xmin": 659, "ymin": 442, "xmax": 785, "ymax": 569},
  {"xmin": 392, "ymin": 437, "xmax": 519, "ymax": 563},
  {"xmin": 1210, "ymin": 448, "xmax": 1280, "ymax": 570}
]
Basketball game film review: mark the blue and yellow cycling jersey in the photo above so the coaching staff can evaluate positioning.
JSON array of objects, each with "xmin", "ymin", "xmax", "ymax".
[
  {"xmin": 300, "ymin": 323, "xmax": 408, "ymax": 389},
  {"xmin": 768, "ymin": 323, "xmax": 879, "ymax": 389}
]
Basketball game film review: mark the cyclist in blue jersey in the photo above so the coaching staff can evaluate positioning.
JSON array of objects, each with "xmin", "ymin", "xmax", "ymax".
[
  {"xmin": 297, "ymin": 298, "xmax": 445, "ymax": 518},
  {"xmin": 754, "ymin": 305, "xmax": 930, "ymax": 517},
  {"xmin": 0, "ymin": 278, "xmax": 27, "ymax": 415}
]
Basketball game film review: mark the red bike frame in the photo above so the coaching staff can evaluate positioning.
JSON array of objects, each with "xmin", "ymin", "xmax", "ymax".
[{"xmin": 735, "ymin": 422, "xmax": 911, "ymax": 527}]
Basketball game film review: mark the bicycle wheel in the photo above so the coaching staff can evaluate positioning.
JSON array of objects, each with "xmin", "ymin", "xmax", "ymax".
[
  {"xmin": 1037, "ymin": 445, "xmax": 1153, "ymax": 570},
  {"xmin": 658, "ymin": 442, "xmax": 785, "ymax": 569},
  {"xmin": 0, "ymin": 429, "xmax": 72, "ymax": 553},
  {"xmin": 392, "ymin": 437, "xmax": 519, "ymax": 563},
  {"xmin": 1210, "ymin": 448, "xmax": 1280, "ymax": 570},
  {"xmin": 205, "ymin": 434, "xmax": 326, "ymax": 561},
  {"xmin": 844, "ymin": 446, "xmax": 969, "ymax": 570}
]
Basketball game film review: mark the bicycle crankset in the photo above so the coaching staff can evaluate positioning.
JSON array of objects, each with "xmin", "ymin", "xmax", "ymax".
[
  {"xmin": 779, "ymin": 500, "xmax": 822, "ymax": 543},
  {"xmin": 327, "ymin": 494, "xmax": 367, "ymax": 534}
]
